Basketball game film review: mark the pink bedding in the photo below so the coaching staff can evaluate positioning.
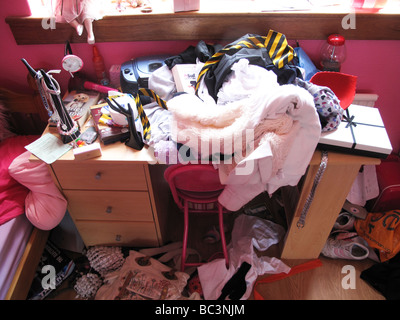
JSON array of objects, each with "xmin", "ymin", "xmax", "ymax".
[
  {"xmin": 9, "ymin": 150, "xmax": 67, "ymax": 231},
  {"xmin": 0, "ymin": 136, "xmax": 37, "ymax": 225},
  {"xmin": 0, "ymin": 214, "xmax": 33, "ymax": 300}
]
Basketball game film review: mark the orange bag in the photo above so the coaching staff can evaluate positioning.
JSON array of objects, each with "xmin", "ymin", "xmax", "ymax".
[{"xmin": 354, "ymin": 210, "xmax": 400, "ymax": 262}]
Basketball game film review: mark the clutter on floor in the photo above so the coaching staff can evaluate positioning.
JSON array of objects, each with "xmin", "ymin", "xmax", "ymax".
[
  {"xmin": 197, "ymin": 214, "xmax": 290, "ymax": 300},
  {"xmin": 74, "ymin": 272, "xmax": 102, "ymax": 299},
  {"xmin": 253, "ymin": 259, "xmax": 323, "ymax": 300},
  {"xmin": 35, "ymin": 156, "xmax": 398, "ymax": 301},
  {"xmin": 35, "ymin": 197, "xmax": 398, "ymax": 301},
  {"xmin": 217, "ymin": 262, "xmax": 251, "ymax": 300},
  {"xmin": 318, "ymin": 155, "xmax": 400, "ymax": 299},
  {"xmin": 355, "ymin": 210, "xmax": 400, "ymax": 262},
  {"xmin": 27, "ymin": 240, "xmax": 75, "ymax": 300},
  {"xmin": 36, "ymin": 212, "xmax": 291, "ymax": 300},
  {"xmin": 360, "ymin": 251, "xmax": 400, "ymax": 300},
  {"xmin": 94, "ymin": 250, "xmax": 193, "ymax": 300},
  {"xmin": 322, "ymin": 230, "xmax": 371, "ymax": 260}
]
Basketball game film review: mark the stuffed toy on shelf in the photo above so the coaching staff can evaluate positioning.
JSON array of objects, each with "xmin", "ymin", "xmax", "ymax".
[{"xmin": 53, "ymin": 0, "xmax": 104, "ymax": 44}]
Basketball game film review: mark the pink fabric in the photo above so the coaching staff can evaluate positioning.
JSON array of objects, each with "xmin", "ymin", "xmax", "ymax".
[
  {"xmin": 0, "ymin": 136, "xmax": 37, "ymax": 225},
  {"xmin": 8, "ymin": 151, "xmax": 67, "ymax": 230}
]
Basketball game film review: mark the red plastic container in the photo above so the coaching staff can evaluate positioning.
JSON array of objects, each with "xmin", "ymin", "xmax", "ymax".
[{"xmin": 370, "ymin": 155, "xmax": 400, "ymax": 212}]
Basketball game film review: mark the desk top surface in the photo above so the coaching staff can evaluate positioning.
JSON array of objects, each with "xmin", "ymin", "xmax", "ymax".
[
  {"xmin": 34, "ymin": 124, "xmax": 382, "ymax": 167},
  {"xmin": 31, "ymin": 125, "xmax": 156, "ymax": 164}
]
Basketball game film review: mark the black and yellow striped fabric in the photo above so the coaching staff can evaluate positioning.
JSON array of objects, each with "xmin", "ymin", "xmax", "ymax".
[
  {"xmin": 195, "ymin": 29, "xmax": 295, "ymax": 95},
  {"xmin": 135, "ymin": 88, "xmax": 168, "ymax": 141},
  {"xmin": 138, "ymin": 88, "xmax": 168, "ymax": 110}
]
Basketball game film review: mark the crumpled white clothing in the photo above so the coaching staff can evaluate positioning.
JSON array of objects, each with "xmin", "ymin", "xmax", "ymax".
[
  {"xmin": 217, "ymin": 85, "xmax": 320, "ymax": 210},
  {"xmin": 143, "ymin": 101, "xmax": 172, "ymax": 146},
  {"xmin": 217, "ymin": 59, "xmax": 280, "ymax": 106},
  {"xmin": 8, "ymin": 151, "xmax": 67, "ymax": 230},
  {"xmin": 149, "ymin": 65, "xmax": 177, "ymax": 101},
  {"xmin": 217, "ymin": 60, "xmax": 321, "ymax": 210},
  {"xmin": 198, "ymin": 214, "xmax": 290, "ymax": 300},
  {"xmin": 167, "ymin": 59, "xmax": 321, "ymax": 211}
]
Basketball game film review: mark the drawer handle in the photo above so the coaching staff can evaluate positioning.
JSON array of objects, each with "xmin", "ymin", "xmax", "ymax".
[
  {"xmin": 106, "ymin": 206, "xmax": 112, "ymax": 214},
  {"xmin": 115, "ymin": 234, "xmax": 122, "ymax": 242},
  {"xmin": 95, "ymin": 172, "xmax": 102, "ymax": 180}
]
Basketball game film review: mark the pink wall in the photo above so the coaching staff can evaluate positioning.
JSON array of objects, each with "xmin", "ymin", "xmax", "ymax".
[{"xmin": 1, "ymin": 1, "xmax": 399, "ymax": 153}]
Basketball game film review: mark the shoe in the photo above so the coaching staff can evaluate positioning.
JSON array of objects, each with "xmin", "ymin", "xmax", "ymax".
[
  {"xmin": 76, "ymin": 24, "xmax": 83, "ymax": 36},
  {"xmin": 87, "ymin": 34, "xmax": 95, "ymax": 45},
  {"xmin": 333, "ymin": 211, "xmax": 355, "ymax": 231},
  {"xmin": 202, "ymin": 225, "xmax": 220, "ymax": 244},
  {"xmin": 322, "ymin": 230, "xmax": 369, "ymax": 260}
]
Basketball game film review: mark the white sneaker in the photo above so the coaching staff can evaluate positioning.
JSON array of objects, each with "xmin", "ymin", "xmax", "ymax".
[
  {"xmin": 333, "ymin": 211, "xmax": 355, "ymax": 231},
  {"xmin": 322, "ymin": 230, "xmax": 369, "ymax": 260}
]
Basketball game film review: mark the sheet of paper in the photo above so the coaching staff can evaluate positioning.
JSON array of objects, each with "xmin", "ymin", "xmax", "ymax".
[
  {"xmin": 346, "ymin": 165, "xmax": 379, "ymax": 206},
  {"xmin": 25, "ymin": 133, "xmax": 72, "ymax": 164}
]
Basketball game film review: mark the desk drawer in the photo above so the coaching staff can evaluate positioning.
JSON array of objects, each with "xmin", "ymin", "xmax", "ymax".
[
  {"xmin": 64, "ymin": 190, "xmax": 154, "ymax": 222},
  {"xmin": 51, "ymin": 162, "xmax": 148, "ymax": 191},
  {"xmin": 75, "ymin": 221, "xmax": 159, "ymax": 247}
]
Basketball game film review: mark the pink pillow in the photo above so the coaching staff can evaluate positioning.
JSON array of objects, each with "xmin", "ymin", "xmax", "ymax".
[{"xmin": 9, "ymin": 150, "xmax": 67, "ymax": 230}]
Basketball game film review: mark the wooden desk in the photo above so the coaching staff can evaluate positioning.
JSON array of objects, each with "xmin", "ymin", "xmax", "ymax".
[
  {"xmin": 281, "ymin": 150, "xmax": 380, "ymax": 259},
  {"xmin": 45, "ymin": 126, "xmax": 170, "ymax": 248},
  {"xmin": 41, "ymin": 124, "xmax": 381, "ymax": 258}
]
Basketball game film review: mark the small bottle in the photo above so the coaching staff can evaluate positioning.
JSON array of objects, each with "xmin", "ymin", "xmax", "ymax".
[
  {"xmin": 320, "ymin": 34, "xmax": 346, "ymax": 72},
  {"xmin": 92, "ymin": 45, "xmax": 110, "ymax": 86}
]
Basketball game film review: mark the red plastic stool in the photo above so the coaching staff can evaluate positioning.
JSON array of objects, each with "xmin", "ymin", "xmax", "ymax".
[{"xmin": 164, "ymin": 164, "xmax": 230, "ymax": 271}]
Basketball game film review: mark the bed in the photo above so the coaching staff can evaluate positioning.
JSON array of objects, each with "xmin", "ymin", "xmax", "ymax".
[{"xmin": 0, "ymin": 87, "xmax": 50, "ymax": 300}]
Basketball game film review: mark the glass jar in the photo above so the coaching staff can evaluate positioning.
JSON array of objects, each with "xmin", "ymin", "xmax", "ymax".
[{"xmin": 320, "ymin": 34, "xmax": 346, "ymax": 72}]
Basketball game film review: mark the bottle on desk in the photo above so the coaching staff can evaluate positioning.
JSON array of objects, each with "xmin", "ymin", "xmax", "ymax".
[{"xmin": 92, "ymin": 45, "xmax": 110, "ymax": 86}]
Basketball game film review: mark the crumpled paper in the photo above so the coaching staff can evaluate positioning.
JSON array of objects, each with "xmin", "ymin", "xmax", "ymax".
[{"xmin": 198, "ymin": 214, "xmax": 291, "ymax": 300}]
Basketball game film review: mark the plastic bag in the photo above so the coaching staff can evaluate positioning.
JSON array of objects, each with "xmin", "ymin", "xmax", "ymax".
[
  {"xmin": 355, "ymin": 210, "xmax": 400, "ymax": 262},
  {"xmin": 197, "ymin": 214, "xmax": 290, "ymax": 300}
]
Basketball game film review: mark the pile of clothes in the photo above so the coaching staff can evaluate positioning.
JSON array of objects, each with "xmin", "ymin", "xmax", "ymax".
[{"xmin": 143, "ymin": 30, "xmax": 344, "ymax": 211}]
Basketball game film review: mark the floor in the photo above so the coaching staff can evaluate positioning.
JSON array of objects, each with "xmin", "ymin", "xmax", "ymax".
[
  {"xmin": 45, "ymin": 256, "xmax": 384, "ymax": 300},
  {"xmin": 43, "ymin": 202, "xmax": 385, "ymax": 301},
  {"xmin": 249, "ymin": 256, "xmax": 384, "ymax": 300}
]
